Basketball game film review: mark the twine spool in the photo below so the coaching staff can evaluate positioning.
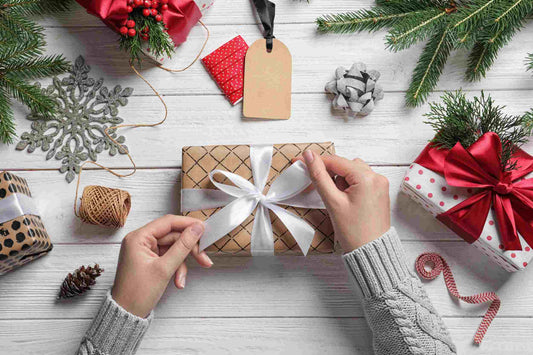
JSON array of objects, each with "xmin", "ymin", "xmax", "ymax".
[
  {"xmin": 78, "ymin": 186, "xmax": 131, "ymax": 228},
  {"xmin": 74, "ymin": 21, "xmax": 209, "ymax": 228}
]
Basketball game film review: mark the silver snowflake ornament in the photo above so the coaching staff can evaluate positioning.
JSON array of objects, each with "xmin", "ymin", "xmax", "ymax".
[{"xmin": 16, "ymin": 56, "xmax": 133, "ymax": 183}]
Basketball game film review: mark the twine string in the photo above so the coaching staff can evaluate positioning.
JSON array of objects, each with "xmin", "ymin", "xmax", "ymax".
[
  {"xmin": 415, "ymin": 252, "xmax": 501, "ymax": 345},
  {"xmin": 74, "ymin": 21, "xmax": 209, "ymax": 227}
]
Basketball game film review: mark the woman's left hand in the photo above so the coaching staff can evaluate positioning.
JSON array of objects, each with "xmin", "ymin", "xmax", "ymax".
[{"xmin": 111, "ymin": 215, "xmax": 213, "ymax": 318}]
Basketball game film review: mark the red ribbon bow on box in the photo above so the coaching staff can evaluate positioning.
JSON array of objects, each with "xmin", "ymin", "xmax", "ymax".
[
  {"xmin": 416, "ymin": 132, "xmax": 533, "ymax": 251},
  {"xmin": 76, "ymin": 0, "xmax": 201, "ymax": 45}
]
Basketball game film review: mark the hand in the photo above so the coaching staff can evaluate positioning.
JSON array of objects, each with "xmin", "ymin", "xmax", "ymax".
[
  {"xmin": 111, "ymin": 215, "xmax": 213, "ymax": 318},
  {"xmin": 302, "ymin": 151, "xmax": 391, "ymax": 253}
]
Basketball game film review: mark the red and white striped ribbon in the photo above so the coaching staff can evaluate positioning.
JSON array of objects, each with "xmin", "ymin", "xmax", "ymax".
[{"xmin": 415, "ymin": 252, "xmax": 501, "ymax": 344}]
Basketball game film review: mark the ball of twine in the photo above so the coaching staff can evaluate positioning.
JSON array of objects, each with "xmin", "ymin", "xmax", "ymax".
[{"xmin": 78, "ymin": 185, "xmax": 131, "ymax": 228}]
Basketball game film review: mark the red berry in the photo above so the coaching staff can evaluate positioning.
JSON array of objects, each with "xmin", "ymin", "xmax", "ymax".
[
  {"xmin": 128, "ymin": 0, "xmax": 134, "ymax": 4},
  {"xmin": 141, "ymin": 35, "xmax": 149, "ymax": 41},
  {"xmin": 141, "ymin": 26, "xmax": 150, "ymax": 33},
  {"xmin": 126, "ymin": 5, "xmax": 133, "ymax": 12},
  {"xmin": 134, "ymin": 0, "xmax": 143, "ymax": 5},
  {"xmin": 126, "ymin": 19, "xmax": 136, "ymax": 28},
  {"xmin": 151, "ymin": 1, "xmax": 159, "ymax": 8},
  {"xmin": 161, "ymin": 4, "xmax": 168, "ymax": 10},
  {"xmin": 144, "ymin": 0, "xmax": 152, "ymax": 7},
  {"xmin": 128, "ymin": 28, "xmax": 136, "ymax": 37},
  {"xmin": 119, "ymin": 26, "xmax": 128, "ymax": 35},
  {"xmin": 155, "ymin": 14, "xmax": 162, "ymax": 21},
  {"xmin": 161, "ymin": 0, "xmax": 168, "ymax": 3},
  {"xmin": 120, "ymin": 18, "xmax": 128, "ymax": 26},
  {"xmin": 151, "ymin": 8, "xmax": 158, "ymax": 15},
  {"xmin": 143, "ymin": 8, "xmax": 151, "ymax": 16}
]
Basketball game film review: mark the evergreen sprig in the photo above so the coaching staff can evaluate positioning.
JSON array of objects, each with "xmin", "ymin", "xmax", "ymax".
[
  {"xmin": 317, "ymin": 0, "xmax": 533, "ymax": 107},
  {"xmin": 0, "ymin": 0, "xmax": 70, "ymax": 144},
  {"xmin": 528, "ymin": 53, "xmax": 533, "ymax": 71},
  {"xmin": 425, "ymin": 91, "xmax": 533, "ymax": 171},
  {"xmin": 119, "ymin": 10, "xmax": 174, "ymax": 64}
]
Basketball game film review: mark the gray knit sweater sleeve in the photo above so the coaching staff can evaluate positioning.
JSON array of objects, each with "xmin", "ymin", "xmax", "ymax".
[
  {"xmin": 77, "ymin": 292, "xmax": 153, "ymax": 355},
  {"xmin": 343, "ymin": 228, "xmax": 456, "ymax": 355}
]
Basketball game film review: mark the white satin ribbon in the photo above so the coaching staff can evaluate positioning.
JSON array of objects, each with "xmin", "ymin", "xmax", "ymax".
[
  {"xmin": 0, "ymin": 193, "xmax": 39, "ymax": 224},
  {"xmin": 181, "ymin": 144, "xmax": 325, "ymax": 255}
]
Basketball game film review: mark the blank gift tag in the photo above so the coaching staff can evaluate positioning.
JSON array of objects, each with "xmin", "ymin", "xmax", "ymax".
[{"xmin": 243, "ymin": 38, "xmax": 292, "ymax": 120}]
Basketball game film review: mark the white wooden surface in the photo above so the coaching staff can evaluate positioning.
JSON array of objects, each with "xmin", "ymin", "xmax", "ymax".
[{"xmin": 1, "ymin": 1, "xmax": 533, "ymax": 354}]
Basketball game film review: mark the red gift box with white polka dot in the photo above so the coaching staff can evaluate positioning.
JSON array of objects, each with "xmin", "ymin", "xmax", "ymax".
[
  {"xmin": 401, "ymin": 163, "xmax": 533, "ymax": 272},
  {"xmin": 0, "ymin": 171, "xmax": 53, "ymax": 275},
  {"xmin": 201, "ymin": 35, "xmax": 248, "ymax": 105}
]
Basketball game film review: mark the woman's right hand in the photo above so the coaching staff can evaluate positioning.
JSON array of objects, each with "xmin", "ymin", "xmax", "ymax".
[{"xmin": 302, "ymin": 151, "xmax": 391, "ymax": 253}]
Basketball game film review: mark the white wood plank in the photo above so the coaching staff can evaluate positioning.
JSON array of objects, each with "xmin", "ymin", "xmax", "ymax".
[
  {"xmin": 39, "ymin": 0, "xmax": 377, "ymax": 27},
  {"xmin": 0, "ymin": 168, "xmax": 460, "ymax": 243},
  {"xmin": 1, "ymin": 240, "xmax": 532, "ymax": 319},
  {"xmin": 34, "ymin": 25, "xmax": 533, "ymax": 96},
  {"xmin": 1, "ymin": 317, "xmax": 531, "ymax": 355},
  {"xmin": 2, "ymin": 91, "xmax": 532, "ymax": 169}
]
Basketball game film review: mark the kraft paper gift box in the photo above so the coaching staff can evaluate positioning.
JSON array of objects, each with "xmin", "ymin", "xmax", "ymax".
[
  {"xmin": 0, "ymin": 171, "xmax": 53, "ymax": 275},
  {"xmin": 181, "ymin": 142, "xmax": 336, "ymax": 255},
  {"xmin": 401, "ymin": 133, "xmax": 533, "ymax": 272}
]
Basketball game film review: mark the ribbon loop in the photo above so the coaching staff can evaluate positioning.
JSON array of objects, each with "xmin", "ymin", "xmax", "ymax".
[
  {"xmin": 251, "ymin": 0, "xmax": 276, "ymax": 52},
  {"xmin": 416, "ymin": 132, "xmax": 533, "ymax": 251},
  {"xmin": 181, "ymin": 145, "xmax": 326, "ymax": 255}
]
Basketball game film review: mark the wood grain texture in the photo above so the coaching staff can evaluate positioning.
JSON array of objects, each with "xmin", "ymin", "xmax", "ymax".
[
  {"xmin": 1, "ymin": 318, "xmax": 532, "ymax": 355},
  {"xmin": 2, "ymin": 91, "xmax": 532, "ymax": 169}
]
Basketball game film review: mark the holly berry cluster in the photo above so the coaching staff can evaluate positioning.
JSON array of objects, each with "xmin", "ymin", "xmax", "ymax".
[{"xmin": 119, "ymin": 0, "xmax": 169, "ymax": 39}]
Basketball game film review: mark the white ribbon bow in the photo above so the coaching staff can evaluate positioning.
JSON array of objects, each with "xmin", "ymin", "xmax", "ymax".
[{"xmin": 181, "ymin": 144, "xmax": 326, "ymax": 255}]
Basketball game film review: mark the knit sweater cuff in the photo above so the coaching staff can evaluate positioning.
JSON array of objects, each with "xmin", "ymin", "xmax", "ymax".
[
  {"xmin": 84, "ymin": 291, "xmax": 153, "ymax": 355},
  {"xmin": 342, "ymin": 227, "xmax": 412, "ymax": 298}
]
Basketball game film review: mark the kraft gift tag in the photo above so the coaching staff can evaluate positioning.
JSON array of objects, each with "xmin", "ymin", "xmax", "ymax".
[
  {"xmin": 243, "ymin": 0, "xmax": 292, "ymax": 120},
  {"xmin": 243, "ymin": 38, "xmax": 292, "ymax": 120}
]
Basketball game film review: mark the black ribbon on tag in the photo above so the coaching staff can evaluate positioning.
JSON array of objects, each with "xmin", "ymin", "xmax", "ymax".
[{"xmin": 251, "ymin": 0, "xmax": 276, "ymax": 52}]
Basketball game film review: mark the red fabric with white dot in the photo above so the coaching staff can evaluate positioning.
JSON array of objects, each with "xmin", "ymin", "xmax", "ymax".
[
  {"xmin": 402, "ymin": 163, "xmax": 533, "ymax": 271},
  {"xmin": 202, "ymin": 35, "xmax": 248, "ymax": 105}
]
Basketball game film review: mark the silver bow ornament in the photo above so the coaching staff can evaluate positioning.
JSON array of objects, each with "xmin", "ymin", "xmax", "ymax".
[
  {"xmin": 325, "ymin": 62, "xmax": 384, "ymax": 115},
  {"xmin": 181, "ymin": 145, "xmax": 326, "ymax": 255}
]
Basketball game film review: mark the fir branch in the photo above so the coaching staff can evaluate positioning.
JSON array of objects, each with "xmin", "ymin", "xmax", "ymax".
[
  {"xmin": 425, "ymin": 91, "xmax": 533, "ymax": 171},
  {"xmin": 527, "ymin": 53, "xmax": 533, "ymax": 72},
  {"xmin": 466, "ymin": 24, "xmax": 522, "ymax": 81},
  {"xmin": 386, "ymin": 9, "xmax": 447, "ymax": 51},
  {"xmin": 0, "ymin": 37, "xmax": 44, "ymax": 62},
  {"xmin": 0, "ymin": 75, "xmax": 56, "ymax": 118},
  {"xmin": 3, "ymin": 54, "xmax": 69, "ymax": 79},
  {"xmin": 0, "ymin": 0, "xmax": 71, "ymax": 16},
  {"xmin": 0, "ymin": 87, "xmax": 15, "ymax": 144},
  {"xmin": 0, "ymin": 10, "xmax": 43, "ymax": 41},
  {"xmin": 406, "ymin": 29, "xmax": 453, "ymax": 107},
  {"xmin": 317, "ymin": 8, "xmax": 411, "ymax": 34}
]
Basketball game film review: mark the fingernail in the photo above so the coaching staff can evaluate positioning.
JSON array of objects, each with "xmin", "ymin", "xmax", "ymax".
[
  {"xmin": 303, "ymin": 150, "xmax": 314, "ymax": 164},
  {"xmin": 178, "ymin": 273, "xmax": 186, "ymax": 289},
  {"xmin": 201, "ymin": 251, "xmax": 214, "ymax": 266},
  {"xmin": 190, "ymin": 222, "xmax": 204, "ymax": 237}
]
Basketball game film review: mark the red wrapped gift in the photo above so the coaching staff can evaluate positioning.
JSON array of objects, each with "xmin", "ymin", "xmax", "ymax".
[
  {"xmin": 76, "ymin": 0, "xmax": 203, "ymax": 46},
  {"xmin": 402, "ymin": 132, "xmax": 533, "ymax": 271}
]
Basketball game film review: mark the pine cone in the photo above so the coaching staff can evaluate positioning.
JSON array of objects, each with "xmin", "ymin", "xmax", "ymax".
[
  {"xmin": 57, "ymin": 264, "xmax": 103, "ymax": 299},
  {"xmin": 325, "ymin": 62, "xmax": 384, "ymax": 115}
]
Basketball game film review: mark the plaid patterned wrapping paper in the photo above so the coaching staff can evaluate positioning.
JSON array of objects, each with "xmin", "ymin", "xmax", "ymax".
[{"xmin": 181, "ymin": 142, "xmax": 336, "ymax": 255}]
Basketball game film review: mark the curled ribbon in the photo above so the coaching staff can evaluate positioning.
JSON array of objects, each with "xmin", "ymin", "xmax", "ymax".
[
  {"xmin": 415, "ymin": 252, "xmax": 500, "ymax": 344},
  {"xmin": 415, "ymin": 132, "xmax": 533, "ymax": 250},
  {"xmin": 181, "ymin": 145, "xmax": 326, "ymax": 255}
]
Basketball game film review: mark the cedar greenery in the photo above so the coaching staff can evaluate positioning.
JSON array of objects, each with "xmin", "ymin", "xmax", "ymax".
[
  {"xmin": 317, "ymin": 0, "xmax": 533, "ymax": 107},
  {"xmin": 119, "ymin": 9, "xmax": 174, "ymax": 63},
  {"xmin": 0, "ymin": 0, "xmax": 71, "ymax": 144},
  {"xmin": 425, "ymin": 91, "xmax": 533, "ymax": 171}
]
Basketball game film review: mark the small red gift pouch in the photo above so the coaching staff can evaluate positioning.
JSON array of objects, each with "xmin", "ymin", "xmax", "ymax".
[{"xmin": 202, "ymin": 36, "xmax": 249, "ymax": 105}]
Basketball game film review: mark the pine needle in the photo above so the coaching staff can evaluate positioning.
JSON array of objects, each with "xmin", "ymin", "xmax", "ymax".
[{"xmin": 425, "ymin": 91, "xmax": 533, "ymax": 171}]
